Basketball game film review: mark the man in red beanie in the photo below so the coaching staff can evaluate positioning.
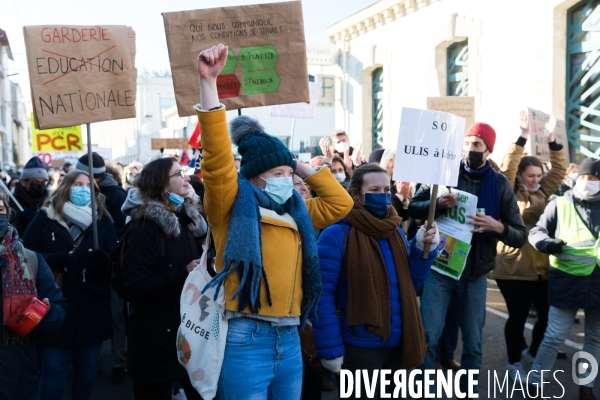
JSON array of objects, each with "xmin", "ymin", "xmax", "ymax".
[{"xmin": 409, "ymin": 122, "xmax": 526, "ymax": 396}]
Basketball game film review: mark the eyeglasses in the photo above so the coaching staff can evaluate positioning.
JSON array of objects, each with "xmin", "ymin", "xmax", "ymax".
[{"xmin": 169, "ymin": 170, "xmax": 185, "ymax": 179}]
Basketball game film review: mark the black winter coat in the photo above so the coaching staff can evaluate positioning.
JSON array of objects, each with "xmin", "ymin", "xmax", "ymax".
[
  {"xmin": 0, "ymin": 251, "xmax": 67, "ymax": 400},
  {"xmin": 22, "ymin": 208, "xmax": 117, "ymax": 347},
  {"xmin": 409, "ymin": 166, "xmax": 526, "ymax": 280},
  {"xmin": 529, "ymin": 190, "xmax": 600, "ymax": 309},
  {"xmin": 99, "ymin": 181, "xmax": 127, "ymax": 234},
  {"xmin": 118, "ymin": 202, "xmax": 201, "ymax": 383}
]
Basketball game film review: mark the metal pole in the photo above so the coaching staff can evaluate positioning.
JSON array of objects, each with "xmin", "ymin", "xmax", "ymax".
[
  {"xmin": 0, "ymin": 178, "xmax": 23, "ymax": 212},
  {"xmin": 237, "ymin": 108, "xmax": 242, "ymax": 116},
  {"xmin": 289, "ymin": 118, "xmax": 296, "ymax": 151},
  {"xmin": 86, "ymin": 123, "xmax": 99, "ymax": 250}
]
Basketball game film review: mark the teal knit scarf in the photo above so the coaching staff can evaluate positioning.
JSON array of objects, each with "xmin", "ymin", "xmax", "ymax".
[{"xmin": 203, "ymin": 178, "xmax": 321, "ymax": 326}]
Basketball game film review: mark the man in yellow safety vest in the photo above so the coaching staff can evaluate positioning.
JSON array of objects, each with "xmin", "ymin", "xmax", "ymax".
[{"xmin": 529, "ymin": 157, "xmax": 600, "ymax": 400}]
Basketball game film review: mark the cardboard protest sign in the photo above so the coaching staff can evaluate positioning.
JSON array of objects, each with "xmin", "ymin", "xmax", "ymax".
[
  {"xmin": 151, "ymin": 138, "xmax": 190, "ymax": 150},
  {"xmin": 30, "ymin": 113, "xmax": 83, "ymax": 152},
  {"xmin": 393, "ymin": 108, "xmax": 466, "ymax": 187},
  {"xmin": 427, "ymin": 97, "xmax": 474, "ymax": 128},
  {"xmin": 271, "ymin": 81, "xmax": 321, "ymax": 119},
  {"xmin": 527, "ymin": 108, "xmax": 570, "ymax": 164},
  {"xmin": 24, "ymin": 25, "xmax": 137, "ymax": 130},
  {"xmin": 162, "ymin": 1, "xmax": 309, "ymax": 116},
  {"xmin": 432, "ymin": 187, "xmax": 477, "ymax": 280}
]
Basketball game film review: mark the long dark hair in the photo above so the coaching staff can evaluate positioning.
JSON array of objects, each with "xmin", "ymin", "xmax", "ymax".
[
  {"xmin": 44, "ymin": 170, "xmax": 110, "ymax": 221},
  {"xmin": 347, "ymin": 163, "xmax": 387, "ymax": 193},
  {"xmin": 516, "ymin": 156, "xmax": 544, "ymax": 186},
  {"xmin": 134, "ymin": 158, "xmax": 175, "ymax": 219},
  {"xmin": 332, "ymin": 154, "xmax": 352, "ymax": 179}
]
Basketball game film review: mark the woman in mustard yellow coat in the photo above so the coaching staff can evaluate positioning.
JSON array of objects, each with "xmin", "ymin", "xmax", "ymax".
[{"xmin": 196, "ymin": 44, "xmax": 354, "ymax": 400}]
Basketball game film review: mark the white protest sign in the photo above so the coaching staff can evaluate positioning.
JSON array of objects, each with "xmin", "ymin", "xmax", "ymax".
[
  {"xmin": 92, "ymin": 146, "xmax": 113, "ymax": 161},
  {"xmin": 432, "ymin": 187, "xmax": 477, "ymax": 280},
  {"xmin": 37, "ymin": 152, "xmax": 81, "ymax": 165},
  {"xmin": 271, "ymin": 81, "xmax": 321, "ymax": 119},
  {"xmin": 393, "ymin": 108, "xmax": 465, "ymax": 186},
  {"xmin": 527, "ymin": 108, "xmax": 570, "ymax": 164}
]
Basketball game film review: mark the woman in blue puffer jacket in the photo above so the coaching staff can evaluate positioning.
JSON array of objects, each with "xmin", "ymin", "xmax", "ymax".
[{"xmin": 312, "ymin": 164, "xmax": 439, "ymax": 399}]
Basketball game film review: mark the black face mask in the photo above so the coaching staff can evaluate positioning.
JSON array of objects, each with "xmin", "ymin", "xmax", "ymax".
[
  {"xmin": 28, "ymin": 182, "xmax": 46, "ymax": 197},
  {"xmin": 464, "ymin": 151, "xmax": 485, "ymax": 169},
  {"xmin": 0, "ymin": 214, "xmax": 8, "ymax": 238}
]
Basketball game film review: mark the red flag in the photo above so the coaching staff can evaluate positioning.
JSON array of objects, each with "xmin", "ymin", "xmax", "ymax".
[
  {"xmin": 188, "ymin": 122, "xmax": 201, "ymax": 149},
  {"xmin": 180, "ymin": 149, "xmax": 190, "ymax": 166}
]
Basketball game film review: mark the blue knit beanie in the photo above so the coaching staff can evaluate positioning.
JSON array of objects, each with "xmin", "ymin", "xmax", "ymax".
[
  {"xmin": 20, "ymin": 156, "xmax": 49, "ymax": 181},
  {"xmin": 230, "ymin": 116, "xmax": 297, "ymax": 179}
]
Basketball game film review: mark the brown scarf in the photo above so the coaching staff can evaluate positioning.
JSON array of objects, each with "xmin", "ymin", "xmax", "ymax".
[{"xmin": 344, "ymin": 198, "xmax": 426, "ymax": 370}]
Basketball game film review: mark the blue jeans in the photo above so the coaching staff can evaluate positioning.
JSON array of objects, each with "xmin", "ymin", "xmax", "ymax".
[
  {"xmin": 530, "ymin": 307, "xmax": 600, "ymax": 389},
  {"xmin": 435, "ymin": 293, "xmax": 460, "ymax": 362},
  {"xmin": 217, "ymin": 318, "xmax": 303, "ymax": 400},
  {"xmin": 38, "ymin": 342, "xmax": 103, "ymax": 400},
  {"xmin": 420, "ymin": 270, "xmax": 487, "ymax": 392}
]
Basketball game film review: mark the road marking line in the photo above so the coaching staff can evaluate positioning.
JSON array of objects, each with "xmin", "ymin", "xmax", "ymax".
[{"xmin": 485, "ymin": 306, "xmax": 583, "ymax": 351}]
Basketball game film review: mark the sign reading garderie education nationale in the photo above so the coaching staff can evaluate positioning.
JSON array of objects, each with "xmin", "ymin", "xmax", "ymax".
[
  {"xmin": 24, "ymin": 25, "xmax": 137, "ymax": 129},
  {"xmin": 393, "ymin": 108, "xmax": 466, "ymax": 187},
  {"xmin": 162, "ymin": 1, "xmax": 309, "ymax": 115},
  {"xmin": 432, "ymin": 187, "xmax": 477, "ymax": 280}
]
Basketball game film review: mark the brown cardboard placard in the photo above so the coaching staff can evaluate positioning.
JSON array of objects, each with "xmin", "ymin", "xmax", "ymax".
[
  {"xmin": 427, "ymin": 97, "xmax": 475, "ymax": 129},
  {"xmin": 162, "ymin": 1, "xmax": 309, "ymax": 116},
  {"xmin": 527, "ymin": 108, "xmax": 570, "ymax": 164},
  {"xmin": 151, "ymin": 138, "xmax": 190, "ymax": 150},
  {"xmin": 24, "ymin": 25, "xmax": 137, "ymax": 129}
]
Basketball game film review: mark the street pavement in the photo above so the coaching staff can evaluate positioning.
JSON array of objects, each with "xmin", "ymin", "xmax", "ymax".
[{"xmin": 69, "ymin": 279, "xmax": 593, "ymax": 400}]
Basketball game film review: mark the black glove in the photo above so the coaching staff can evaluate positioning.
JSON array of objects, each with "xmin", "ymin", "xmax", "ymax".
[
  {"xmin": 89, "ymin": 249, "xmax": 109, "ymax": 269},
  {"xmin": 46, "ymin": 252, "xmax": 70, "ymax": 273},
  {"xmin": 546, "ymin": 239, "xmax": 566, "ymax": 254}
]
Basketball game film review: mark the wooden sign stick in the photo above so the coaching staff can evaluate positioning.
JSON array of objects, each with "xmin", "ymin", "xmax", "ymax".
[{"xmin": 422, "ymin": 184, "xmax": 439, "ymax": 259}]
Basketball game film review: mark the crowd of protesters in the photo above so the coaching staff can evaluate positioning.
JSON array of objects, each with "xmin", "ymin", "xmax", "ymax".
[{"xmin": 0, "ymin": 41, "xmax": 599, "ymax": 400}]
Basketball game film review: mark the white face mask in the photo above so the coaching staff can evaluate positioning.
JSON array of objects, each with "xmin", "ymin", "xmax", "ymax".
[
  {"xmin": 569, "ymin": 172, "xmax": 579, "ymax": 181},
  {"xmin": 333, "ymin": 172, "xmax": 346, "ymax": 183},
  {"xmin": 335, "ymin": 142, "xmax": 350, "ymax": 153},
  {"xmin": 521, "ymin": 183, "xmax": 541, "ymax": 193},
  {"xmin": 576, "ymin": 179, "xmax": 600, "ymax": 197}
]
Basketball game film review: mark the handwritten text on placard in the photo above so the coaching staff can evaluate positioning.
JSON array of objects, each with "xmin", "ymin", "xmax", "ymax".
[{"xmin": 24, "ymin": 25, "xmax": 137, "ymax": 129}]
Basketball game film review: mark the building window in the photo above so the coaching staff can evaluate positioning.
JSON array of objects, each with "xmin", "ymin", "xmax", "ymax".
[
  {"xmin": 447, "ymin": 41, "xmax": 469, "ymax": 97},
  {"xmin": 372, "ymin": 67, "xmax": 383, "ymax": 150},
  {"xmin": 567, "ymin": 0, "xmax": 600, "ymax": 162}
]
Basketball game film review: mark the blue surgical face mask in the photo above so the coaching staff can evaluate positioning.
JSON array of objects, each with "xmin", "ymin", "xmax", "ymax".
[
  {"xmin": 70, "ymin": 186, "xmax": 91, "ymax": 207},
  {"xmin": 362, "ymin": 192, "xmax": 392, "ymax": 218},
  {"xmin": 168, "ymin": 191, "xmax": 185, "ymax": 207},
  {"xmin": 260, "ymin": 176, "xmax": 294, "ymax": 204}
]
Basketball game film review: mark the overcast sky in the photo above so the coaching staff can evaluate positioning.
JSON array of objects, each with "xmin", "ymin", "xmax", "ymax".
[{"xmin": 2, "ymin": 0, "xmax": 374, "ymax": 103}]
